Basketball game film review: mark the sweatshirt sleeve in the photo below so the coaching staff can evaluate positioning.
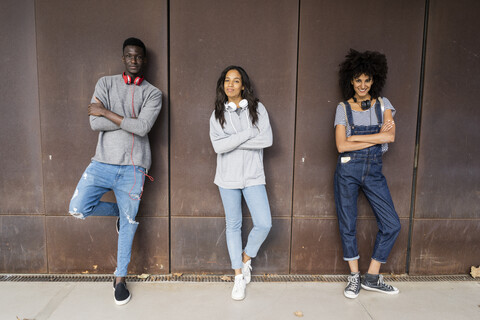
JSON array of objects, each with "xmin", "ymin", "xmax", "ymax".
[
  {"xmin": 89, "ymin": 77, "xmax": 121, "ymax": 132},
  {"xmin": 210, "ymin": 111, "xmax": 258, "ymax": 154},
  {"xmin": 237, "ymin": 103, "xmax": 273, "ymax": 150},
  {"xmin": 120, "ymin": 89, "xmax": 162, "ymax": 137}
]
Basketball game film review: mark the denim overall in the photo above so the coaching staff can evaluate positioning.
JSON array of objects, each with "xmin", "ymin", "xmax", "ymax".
[{"xmin": 334, "ymin": 100, "xmax": 401, "ymax": 263}]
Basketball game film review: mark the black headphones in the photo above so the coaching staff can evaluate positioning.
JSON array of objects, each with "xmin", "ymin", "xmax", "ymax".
[{"xmin": 352, "ymin": 97, "xmax": 371, "ymax": 110}]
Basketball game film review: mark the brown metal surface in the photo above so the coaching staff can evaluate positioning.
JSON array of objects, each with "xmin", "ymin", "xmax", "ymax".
[
  {"xmin": 169, "ymin": 0, "xmax": 299, "ymax": 217},
  {"xmin": 0, "ymin": 216, "xmax": 47, "ymax": 273},
  {"xmin": 171, "ymin": 217, "xmax": 291, "ymax": 274},
  {"xmin": 290, "ymin": 218, "xmax": 408, "ymax": 274},
  {"xmin": 409, "ymin": 219, "xmax": 480, "ymax": 275},
  {"xmin": 35, "ymin": 0, "xmax": 169, "ymax": 217},
  {"xmin": 415, "ymin": 0, "xmax": 480, "ymax": 219},
  {"xmin": 0, "ymin": 0, "xmax": 44, "ymax": 214},
  {"xmin": 293, "ymin": 0, "xmax": 425, "ymax": 219},
  {"xmin": 46, "ymin": 216, "xmax": 168, "ymax": 274},
  {"xmin": 126, "ymin": 217, "xmax": 170, "ymax": 274},
  {"xmin": 1, "ymin": 0, "xmax": 478, "ymax": 276},
  {"xmin": 410, "ymin": 0, "xmax": 480, "ymax": 275}
]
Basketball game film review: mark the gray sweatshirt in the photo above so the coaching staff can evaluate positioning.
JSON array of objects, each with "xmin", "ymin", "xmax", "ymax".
[
  {"xmin": 89, "ymin": 75, "xmax": 162, "ymax": 170},
  {"xmin": 210, "ymin": 102, "xmax": 273, "ymax": 189}
]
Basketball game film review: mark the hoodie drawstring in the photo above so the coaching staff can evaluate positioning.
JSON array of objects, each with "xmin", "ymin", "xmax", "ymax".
[{"xmin": 228, "ymin": 108, "xmax": 251, "ymax": 134}]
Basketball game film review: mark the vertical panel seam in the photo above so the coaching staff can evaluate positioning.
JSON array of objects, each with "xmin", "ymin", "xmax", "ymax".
[
  {"xmin": 33, "ymin": 0, "xmax": 49, "ymax": 274},
  {"xmin": 288, "ymin": 0, "xmax": 302, "ymax": 275},
  {"xmin": 167, "ymin": 0, "xmax": 172, "ymax": 274},
  {"xmin": 406, "ymin": 0, "xmax": 430, "ymax": 274}
]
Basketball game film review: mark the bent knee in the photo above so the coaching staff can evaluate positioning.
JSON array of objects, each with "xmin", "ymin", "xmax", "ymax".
[
  {"xmin": 256, "ymin": 222, "xmax": 272, "ymax": 234},
  {"xmin": 386, "ymin": 222, "xmax": 401, "ymax": 237},
  {"xmin": 393, "ymin": 223, "xmax": 401, "ymax": 235}
]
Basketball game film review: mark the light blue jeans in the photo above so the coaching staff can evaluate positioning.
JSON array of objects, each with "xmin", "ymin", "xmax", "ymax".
[
  {"xmin": 69, "ymin": 160, "xmax": 145, "ymax": 277},
  {"xmin": 219, "ymin": 185, "xmax": 272, "ymax": 270}
]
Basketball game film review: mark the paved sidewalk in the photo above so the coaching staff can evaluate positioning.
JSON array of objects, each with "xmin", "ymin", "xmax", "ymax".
[{"xmin": 1, "ymin": 280, "xmax": 479, "ymax": 320}]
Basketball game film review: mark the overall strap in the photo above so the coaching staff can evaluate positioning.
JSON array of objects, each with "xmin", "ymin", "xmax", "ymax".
[
  {"xmin": 375, "ymin": 97, "xmax": 384, "ymax": 126},
  {"xmin": 340, "ymin": 101, "xmax": 355, "ymax": 129}
]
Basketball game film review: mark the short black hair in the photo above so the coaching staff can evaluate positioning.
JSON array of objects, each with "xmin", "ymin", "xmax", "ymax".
[
  {"xmin": 123, "ymin": 37, "xmax": 147, "ymax": 56},
  {"xmin": 338, "ymin": 49, "xmax": 388, "ymax": 100}
]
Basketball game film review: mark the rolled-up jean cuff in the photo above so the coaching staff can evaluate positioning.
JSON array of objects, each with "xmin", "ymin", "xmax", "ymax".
[
  {"xmin": 371, "ymin": 257, "xmax": 387, "ymax": 264},
  {"xmin": 343, "ymin": 255, "xmax": 360, "ymax": 261},
  {"xmin": 244, "ymin": 249, "xmax": 256, "ymax": 259},
  {"xmin": 114, "ymin": 269, "xmax": 126, "ymax": 277}
]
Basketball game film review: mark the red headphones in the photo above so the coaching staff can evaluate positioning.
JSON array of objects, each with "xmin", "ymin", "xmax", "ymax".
[{"xmin": 122, "ymin": 72, "xmax": 144, "ymax": 85}]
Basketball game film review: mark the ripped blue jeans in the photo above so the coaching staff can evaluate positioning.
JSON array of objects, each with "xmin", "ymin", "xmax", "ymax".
[{"xmin": 69, "ymin": 160, "xmax": 145, "ymax": 277}]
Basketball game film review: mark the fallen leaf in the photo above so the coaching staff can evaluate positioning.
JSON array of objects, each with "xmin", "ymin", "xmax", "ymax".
[
  {"xmin": 294, "ymin": 311, "xmax": 304, "ymax": 317},
  {"xmin": 81, "ymin": 270, "xmax": 89, "ymax": 274},
  {"xmin": 93, "ymin": 265, "xmax": 98, "ymax": 270},
  {"xmin": 471, "ymin": 266, "xmax": 480, "ymax": 278},
  {"xmin": 137, "ymin": 273, "xmax": 150, "ymax": 279},
  {"xmin": 173, "ymin": 273, "xmax": 183, "ymax": 277},
  {"xmin": 220, "ymin": 275, "xmax": 231, "ymax": 281}
]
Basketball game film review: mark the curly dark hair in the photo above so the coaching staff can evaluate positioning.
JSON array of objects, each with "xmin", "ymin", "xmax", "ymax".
[
  {"xmin": 214, "ymin": 65, "xmax": 259, "ymax": 128},
  {"xmin": 338, "ymin": 49, "xmax": 388, "ymax": 100}
]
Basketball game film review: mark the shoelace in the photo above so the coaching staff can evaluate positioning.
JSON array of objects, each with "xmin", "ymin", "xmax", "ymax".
[
  {"xmin": 347, "ymin": 274, "xmax": 360, "ymax": 291},
  {"xmin": 377, "ymin": 275, "xmax": 394, "ymax": 290}
]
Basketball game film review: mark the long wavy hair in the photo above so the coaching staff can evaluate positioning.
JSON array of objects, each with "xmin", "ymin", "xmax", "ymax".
[
  {"xmin": 339, "ymin": 49, "xmax": 388, "ymax": 100},
  {"xmin": 214, "ymin": 65, "xmax": 259, "ymax": 128}
]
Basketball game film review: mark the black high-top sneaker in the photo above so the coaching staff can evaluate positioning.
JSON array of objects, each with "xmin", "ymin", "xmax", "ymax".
[
  {"xmin": 361, "ymin": 273, "xmax": 399, "ymax": 295},
  {"xmin": 344, "ymin": 272, "xmax": 361, "ymax": 299}
]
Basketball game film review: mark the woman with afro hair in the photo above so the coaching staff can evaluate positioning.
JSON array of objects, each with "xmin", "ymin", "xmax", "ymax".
[{"xmin": 334, "ymin": 49, "xmax": 401, "ymax": 299}]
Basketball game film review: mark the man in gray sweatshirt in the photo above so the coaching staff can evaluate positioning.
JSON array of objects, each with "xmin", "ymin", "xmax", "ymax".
[{"xmin": 68, "ymin": 37, "xmax": 162, "ymax": 305}]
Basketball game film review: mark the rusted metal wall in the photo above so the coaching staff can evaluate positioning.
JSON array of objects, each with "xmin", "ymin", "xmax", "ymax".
[
  {"xmin": 0, "ymin": 0, "xmax": 478, "ymax": 275},
  {"xmin": 169, "ymin": 0, "xmax": 298, "ymax": 274},
  {"xmin": 291, "ymin": 0, "xmax": 425, "ymax": 274},
  {"xmin": 0, "ymin": 0, "xmax": 46, "ymax": 273},
  {"xmin": 410, "ymin": 0, "xmax": 480, "ymax": 274},
  {"xmin": 36, "ymin": 0, "xmax": 169, "ymax": 275}
]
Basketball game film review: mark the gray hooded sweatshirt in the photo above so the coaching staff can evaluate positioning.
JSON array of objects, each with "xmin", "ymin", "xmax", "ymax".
[
  {"xmin": 89, "ymin": 75, "xmax": 162, "ymax": 171},
  {"xmin": 210, "ymin": 102, "xmax": 273, "ymax": 189}
]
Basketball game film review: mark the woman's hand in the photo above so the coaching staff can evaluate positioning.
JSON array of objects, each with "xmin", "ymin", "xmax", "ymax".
[{"xmin": 381, "ymin": 119, "xmax": 395, "ymax": 132}]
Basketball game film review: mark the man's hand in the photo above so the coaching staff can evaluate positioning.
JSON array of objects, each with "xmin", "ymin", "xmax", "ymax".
[{"xmin": 88, "ymin": 97, "xmax": 106, "ymax": 117}]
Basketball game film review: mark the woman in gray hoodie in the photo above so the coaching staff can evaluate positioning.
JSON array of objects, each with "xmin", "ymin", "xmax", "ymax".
[{"xmin": 209, "ymin": 65, "xmax": 273, "ymax": 301}]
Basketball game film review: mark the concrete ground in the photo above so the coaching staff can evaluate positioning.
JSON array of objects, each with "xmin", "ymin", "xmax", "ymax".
[{"xmin": 1, "ymin": 280, "xmax": 479, "ymax": 320}]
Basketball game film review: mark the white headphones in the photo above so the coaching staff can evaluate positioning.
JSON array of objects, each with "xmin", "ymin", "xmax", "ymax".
[{"xmin": 224, "ymin": 99, "xmax": 248, "ymax": 112}]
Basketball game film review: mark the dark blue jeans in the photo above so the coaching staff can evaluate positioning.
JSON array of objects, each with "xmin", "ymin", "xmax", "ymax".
[{"xmin": 334, "ymin": 152, "xmax": 401, "ymax": 263}]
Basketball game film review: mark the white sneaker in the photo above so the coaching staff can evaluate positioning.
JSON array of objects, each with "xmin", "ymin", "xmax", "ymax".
[
  {"xmin": 231, "ymin": 274, "xmax": 246, "ymax": 300},
  {"xmin": 242, "ymin": 259, "xmax": 252, "ymax": 284}
]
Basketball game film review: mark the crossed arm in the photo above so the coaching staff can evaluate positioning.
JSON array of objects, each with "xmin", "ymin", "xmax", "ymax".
[
  {"xmin": 210, "ymin": 117, "xmax": 259, "ymax": 154},
  {"xmin": 88, "ymin": 97, "xmax": 124, "ymax": 126},
  {"xmin": 89, "ymin": 91, "xmax": 162, "ymax": 137},
  {"xmin": 335, "ymin": 109, "xmax": 395, "ymax": 153},
  {"xmin": 210, "ymin": 105, "xmax": 273, "ymax": 154}
]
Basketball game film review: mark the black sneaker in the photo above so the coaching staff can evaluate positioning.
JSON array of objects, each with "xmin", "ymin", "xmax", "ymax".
[
  {"xmin": 113, "ymin": 279, "xmax": 131, "ymax": 305},
  {"xmin": 116, "ymin": 217, "xmax": 120, "ymax": 234},
  {"xmin": 361, "ymin": 274, "xmax": 399, "ymax": 295},
  {"xmin": 344, "ymin": 272, "xmax": 361, "ymax": 299}
]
